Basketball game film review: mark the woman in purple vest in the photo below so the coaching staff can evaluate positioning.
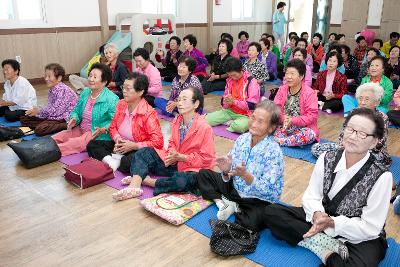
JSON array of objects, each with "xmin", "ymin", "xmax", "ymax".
[{"xmin": 261, "ymin": 108, "xmax": 392, "ymax": 266}]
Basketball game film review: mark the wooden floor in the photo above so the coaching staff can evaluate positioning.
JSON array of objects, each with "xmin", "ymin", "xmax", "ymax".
[{"xmin": 0, "ymin": 83, "xmax": 399, "ymax": 267}]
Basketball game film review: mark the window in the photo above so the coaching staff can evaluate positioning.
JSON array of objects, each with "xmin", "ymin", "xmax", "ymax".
[
  {"xmin": 0, "ymin": 0, "xmax": 45, "ymax": 23},
  {"xmin": 232, "ymin": 0, "xmax": 254, "ymax": 20},
  {"xmin": 141, "ymin": 0, "xmax": 177, "ymax": 16}
]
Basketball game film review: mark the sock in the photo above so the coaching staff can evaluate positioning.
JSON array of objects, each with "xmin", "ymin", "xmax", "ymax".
[
  {"xmin": 102, "ymin": 155, "xmax": 120, "ymax": 172},
  {"xmin": 216, "ymin": 196, "xmax": 239, "ymax": 221},
  {"xmin": 299, "ymin": 233, "xmax": 349, "ymax": 263}
]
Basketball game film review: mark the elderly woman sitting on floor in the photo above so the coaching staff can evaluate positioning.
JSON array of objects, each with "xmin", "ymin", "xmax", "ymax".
[
  {"xmin": 274, "ymin": 59, "xmax": 319, "ymax": 146},
  {"xmin": 262, "ymin": 108, "xmax": 392, "ymax": 266},
  {"xmin": 86, "ymin": 72, "xmax": 164, "ymax": 173},
  {"xmin": 52, "ymin": 63, "xmax": 119, "ymax": 156},
  {"xmin": 196, "ymin": 100, "xmax": 284, "ymax": 232},
  {"xmin": 112, "ymin": 87, "xmax": 215, "ymax": 201}
]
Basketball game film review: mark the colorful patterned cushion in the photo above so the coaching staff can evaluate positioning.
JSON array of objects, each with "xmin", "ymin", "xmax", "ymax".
[{"xmin": 140, "ymin": 193, "xmax": 213, "ymax": 225}]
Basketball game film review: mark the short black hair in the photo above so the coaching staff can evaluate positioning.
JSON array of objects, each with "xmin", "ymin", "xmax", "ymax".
[
  {"xmin": 45, "ymin": 63, "xmax": 66, "ymax": 79},
  {"xmin": 178, "ymin": 56, "xmax": 197, "ymax": 73},
  {"xmin": 286, "ymin": 59, "xmax": 306, "ymax": 77},
  {"xmin": 277, "ymin": 2, "xmax": 286, "ymax": 9},
  {"xmin": 368, "ymin": 55, "xmax": 386, "ymax": 69},
  {"xmin": 2, "ymin": 59, "xmax": 20, "ymax": 75},
  {"xmin": 99, "ymin": 44, "xmax": 106, "ymax": 56},
  {"xmin": 133, "ymin": 48, "xmax": 150, "ymax": 60},
  {"xmin": 288, "ymin": 32, "xmax": 298, "ymax": 39},
  {"xmin": 313, "ymin": 33, "xmax": 323, "ymax": 41},
  {"xmin": 220, "ymin": 32, "xmax": 228, "ymax": 39},
  {"xmin": 169, "ymin": 36, "xmax": 181, "ymax": 46},
  {"xmin": 292, "ymin": 47, "xmax": 307, "ymax": 60},
  {"xmin": 336, "ymin": 34, "xmax": 345, "ymax": 40},
  {"xmin": 238, "ymin": 31, "xmax": 249, "ymax": 39},
  {"xmin": 356, "ymin": 35, "xmax": 366, "ymax": 43},
  {"xmin": 267, "ymin": 34, "xmax": 275, "ymax": 43},
  {"xmin": 224, "ymin": 57, "xmax": 243, "ymax": 73},
  {"xmin": 259, "ymin": 38, "xmax": 271, "ymax": 49},
  {"xmin": 248, "ymin": 41, "xmax": 261, "ymax": 53},
  {"xmin": 373, "ymin": 38, "xmax": 383, "ymax": 47},
  {"xmin": 261, "ymin": 32, "xmax": 269, "ymax": 38},
  {"xmin": 221, "ymin": 32, "xmax": 234, "ymax": 43},
  {"xmin": 344, "ymin": 108, "xmax": 385, "ymax": 140},
  {"xmin": 290, "ymin": 35, "xmax": 299, "ymax": 43},
  {"xmin": 218, "ymin": 39, "xmax": 233, "ymax": 54},
  {"xmin": 328, "ymin": 43, "xmax": 342, "ymax": 53},
  {"xmin": 185, "ymin": 86, "xmax": 204, "ymax": 113},
  {"xmin": 183, "ymin": 34, "xmax": 197, "ymax": 47},
  {"xmin": 389, "ymin": 45, "xmax": 400, "ymax": 54},
  {"xmin": 300, "ymin": 32, "xmax": 308, "ymax": 38},
  {"xmin": 328, "ymin": 33, "xmax": 337, "ymax": 39},
  {"xmin": 89, "ymin": 63, "xmax": 112, "ymax": 86},
  {"xmin": 366, "ymin": 47, "xmax": 381, "ymax": 59},
  {"xmin": 125, "ymin": 72, "xmax": 149, "ymax": 97},
  {"xmin": 296, "ymin": 38, "xmax": 308, "ymax": 47},
  {"xmin": 390, "ymin": 32, "xmax": 400, "ymax": 39},
  {"xmin": 341, "ymin": 44, "xmax": 351, "ymax": 56},
  {"xmin": 325, "ymin": 51, "xmax": 343, "ymax": 67}
]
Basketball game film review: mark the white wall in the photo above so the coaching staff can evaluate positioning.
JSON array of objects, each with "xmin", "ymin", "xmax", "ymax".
[
  {"xmin": 107, "ymin": 0, "xmax": 142, "ymax": 26},
  {"xmin": 177, "ymin": 0, "xmax": 207, "ymax": 23},
  {"xmin": 330, "ymin": 0, "xmax": 344, "ymax": 24},
  {"xmin": 213, "ymin": 0, "xmax": 272, "ymax": 23}
]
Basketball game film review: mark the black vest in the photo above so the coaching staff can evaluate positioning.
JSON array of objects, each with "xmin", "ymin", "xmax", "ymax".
[{"xmin": 322, "ymin": 150, "xmax": 387, "ymax": 218}]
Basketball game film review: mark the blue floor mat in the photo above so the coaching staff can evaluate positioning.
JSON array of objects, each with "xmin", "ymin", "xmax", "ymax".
[
  {"xmin": 0, "ymin": 117, "xmax": 22, "ymax": 127},
  {"xmin": 388, "ymin": 124, "xmax": 400, "ymax": 129},
  {"xmin": 390, "ymin": 157, "xmax": 400, "ymax": 185},
  {"xmin": 280, "ymin": 138, "xmax": 331, "ymax": 164},
  {"xmin": 209, "ymin": 91, "xmax": 224, "ymax": 96},
  {"xmin": 21, "ymin": 134, "xmax": 40, "ymax": 141},
  {"xmin": 185, "ymin": 205, "xmax": 400, "ymax": 267}
]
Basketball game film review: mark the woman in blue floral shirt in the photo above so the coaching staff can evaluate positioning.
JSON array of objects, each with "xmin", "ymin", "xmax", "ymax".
[{"xmin": 197, "ymin": 100, "xmax": 284, "ymax": 232}]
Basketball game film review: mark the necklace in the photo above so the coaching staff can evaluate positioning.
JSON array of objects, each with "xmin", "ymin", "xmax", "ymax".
[{"xmin": 90, "ymin": 90, "xmax": 102, "ymax": 100}]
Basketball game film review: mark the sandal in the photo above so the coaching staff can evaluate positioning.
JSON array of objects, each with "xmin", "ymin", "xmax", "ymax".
[
  {"xmin": 112, "ymin": 187, "xmax": 143, "ymax": 201},
  {"xmin": 121, "ymin": 176, "xmax": 133, "ymax": 185}
]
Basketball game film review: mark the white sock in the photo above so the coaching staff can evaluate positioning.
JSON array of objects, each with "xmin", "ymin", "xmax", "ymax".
[
  {"xmin": 111, "ymin": 153, "xmax": 124, "ymax": 160},
  {"xmin": 217, "ymin": 196, "xmax": 239, "ymax": 221},
  {"xmin": 102, "ymin": 155, "xmax": 120, "ymax": 172}
]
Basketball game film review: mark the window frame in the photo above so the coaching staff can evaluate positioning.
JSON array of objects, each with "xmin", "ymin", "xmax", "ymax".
[
  {"xmin": 0, "ymin": 0, "xmax": 47, "ymax": 28},
  {"xmin": 232, "ymin": 0, "xmax": 254, "ymax": 21}
]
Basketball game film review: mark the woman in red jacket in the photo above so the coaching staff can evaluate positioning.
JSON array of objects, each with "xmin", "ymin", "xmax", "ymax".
[
  {"xmin": 86, "ymin": 72, "xmax": 164, "ymax": 173},
  {"xmin": 313, "ymin": 51, "xmax": 347, "ymax": 113},
  {"xmin": 112, "ymin": 87, "xmax": 216, "ymax": 201}
]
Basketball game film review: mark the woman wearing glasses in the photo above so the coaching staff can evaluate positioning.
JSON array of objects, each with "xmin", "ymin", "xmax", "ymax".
[
  {"xmin": 263, "ymin": 108, "xmax": 392, "ymax": 266},
  {"xmin": 311, "ymin": 83, "xmax": 391, "ymax": 169},
  {"xmin": 112, "ymin": 87, "xmax": 215, "ymax": 201},
  {"xmin": 86, "ymin": 72, "xmax": 164, "ymax": 173}
]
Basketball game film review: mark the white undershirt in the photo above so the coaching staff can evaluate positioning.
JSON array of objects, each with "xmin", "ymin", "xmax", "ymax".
[
  {"xmin": 302, "ymin": 151, "xmax": 393, "ymax": 244},
  {"xmin": 3, "ymin": 76, "xmax": 37, "ymax": 111}
]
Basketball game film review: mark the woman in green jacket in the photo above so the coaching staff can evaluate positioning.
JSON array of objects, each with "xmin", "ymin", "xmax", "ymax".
[
  {"xmin": 53, "ymin": 63, "xmax": 119, "ymax": 156},
  {"xmin": 342, "ymin": 56, "xmax": 393, "ymax": 115}
]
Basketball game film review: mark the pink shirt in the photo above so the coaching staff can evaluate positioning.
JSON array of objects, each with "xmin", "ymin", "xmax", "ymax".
[
  {"xmin": 230, "ymin": 47, "xmax": 240, "ymax": 58},
  {"xmin": 80, "ymin": 98, "xmax": 95, "ymax": 132},
  {"xmin": 136, "ymin": 63, "xmax": 162, "ymax": 97},
  {"xmin": 323, "ymin": 71, "xmax": 336, "ymax": 97},
  {"xmin": 236, "ymin": 40, "xmax": 249, "ymax": 58},
  {"xmin": 117, "ymin": 107, "xmax": 135, "ymax": 141}
]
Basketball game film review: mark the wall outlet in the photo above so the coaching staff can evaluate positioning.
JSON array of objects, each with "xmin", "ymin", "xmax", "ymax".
[{"xmin": 15, "ymin": 55, "xmax": 21, "ymax": 63}]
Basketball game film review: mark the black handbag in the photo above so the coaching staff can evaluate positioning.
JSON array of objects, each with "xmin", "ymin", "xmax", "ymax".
[
  {"xmin": 8, "ymin": 136, "xmax": 61, "ymax": 168},
  {"xmin": 0, "ymin": 126, "xmax": 25, "ymax": 141},
  {"xmin": 209, "ymin": 219, "xmax": 260, "ymax": 256}
]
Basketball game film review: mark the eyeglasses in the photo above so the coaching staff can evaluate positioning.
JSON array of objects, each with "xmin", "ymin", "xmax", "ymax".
[
  {"xmin": 122, "ymin": 85, "xmax": 134, "ymax": 91},
  {"xmin": 344, "ymin": 126, "xmax": 375, "ymax": 139}
]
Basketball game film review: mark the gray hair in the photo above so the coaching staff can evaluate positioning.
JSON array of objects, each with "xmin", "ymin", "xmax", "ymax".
[
  {"xmin": 355, "ymin": 83, "xmax": 384, "ymax": 102},
  {"xmin": 104, "ymin": 43, "xmax": 119, "ymax": 55},
  {"xmin": 255, "ymin": 100, "xmax": 281, "ymax": 131}
]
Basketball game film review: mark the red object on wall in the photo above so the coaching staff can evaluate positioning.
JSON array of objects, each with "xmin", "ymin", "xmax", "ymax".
[{"xmin": 215, "ymin": 0, "xmax": 222, "ymax": 5}]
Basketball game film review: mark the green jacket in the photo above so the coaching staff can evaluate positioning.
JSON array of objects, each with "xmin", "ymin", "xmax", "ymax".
[
  {"xmin": 361, "ymin": 75, "xmax": 393, "ymax": 112},
  {"xmin": 70, "ymin": 87, "xmax": 119, "ymax": 140},
  {"xmin": 271, "ymin": 45, "xmax": 281, "ymax": 67}
]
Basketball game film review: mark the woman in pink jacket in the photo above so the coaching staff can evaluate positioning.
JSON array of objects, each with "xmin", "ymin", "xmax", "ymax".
[
  {"xmin": 112, "ymin": 87, "xmax": 216, "ymax": 201},
  {"xmin": 274, "ymin": 59, "xmax": 319, "ymax": 146}
]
